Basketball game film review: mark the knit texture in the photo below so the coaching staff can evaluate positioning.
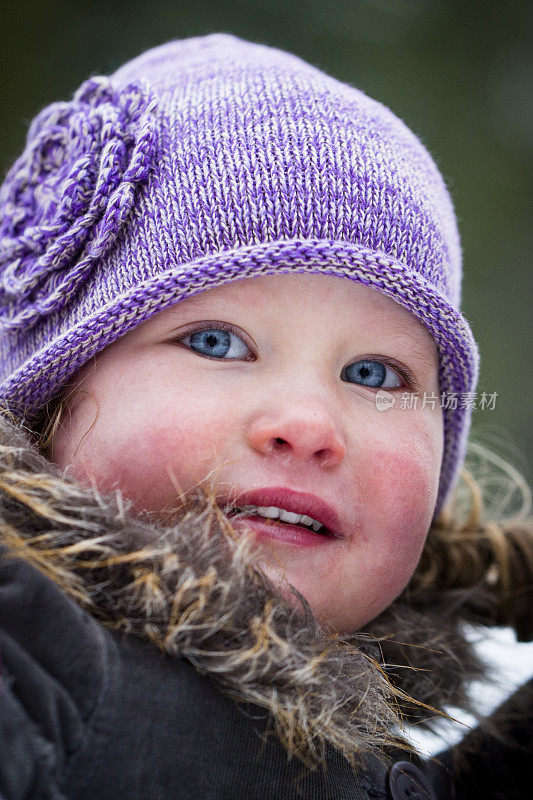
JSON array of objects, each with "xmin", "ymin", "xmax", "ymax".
[{"xmin": 0, "ymin": 33, "xmax": 479, "ymax": 517}]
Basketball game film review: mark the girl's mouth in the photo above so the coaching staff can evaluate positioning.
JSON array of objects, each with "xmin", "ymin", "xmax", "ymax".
[{"xmin": 226, "ymin": 505, "xmax": 339, "ymax": 547}]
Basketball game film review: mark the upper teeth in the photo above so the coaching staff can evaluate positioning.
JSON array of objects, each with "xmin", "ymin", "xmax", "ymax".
[{"xmin": 234, "ymin": 505, "xmax": 323, "ymax": 532}]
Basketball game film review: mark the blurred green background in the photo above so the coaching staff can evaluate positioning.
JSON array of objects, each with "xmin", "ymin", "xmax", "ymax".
[{"xmin": 1, "ymin": 0, "xmax": 531, "ymax": 487}]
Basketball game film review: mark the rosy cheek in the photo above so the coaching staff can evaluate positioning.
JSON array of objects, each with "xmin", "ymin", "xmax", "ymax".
[
  {"xmin": 156, "ymin": 407, "xmax": 234, "ymax": 472},
  {"xmin": 366, "ymin": 446, "xmax": 438, "ymax": 545},
  {"xmin": 353, "ymin": 448, "xmax": 436, "ymax": 618},
  {"xmin": 110, "ymin": 410, "xmax": 236, "ymax": 510}
]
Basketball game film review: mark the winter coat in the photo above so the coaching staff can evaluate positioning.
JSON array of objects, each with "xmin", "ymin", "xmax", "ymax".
[
  {"xmin": 428, "ymin": 677, "xmax": 533, "ymax": 800},
  {"xmin": 0, "ymin": 411, "xmax": 529, "ymax": 799}
]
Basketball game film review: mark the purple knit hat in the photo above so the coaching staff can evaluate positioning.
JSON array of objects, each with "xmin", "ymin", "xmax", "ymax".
[{"xmin": 0, "ymin": 33, "xmax": 479, "ymax": 518}]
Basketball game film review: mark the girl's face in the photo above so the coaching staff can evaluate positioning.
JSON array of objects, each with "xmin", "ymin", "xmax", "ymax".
[{"xmin": 48, "ymin": 274, "xmax": 443, "ymax": 633}]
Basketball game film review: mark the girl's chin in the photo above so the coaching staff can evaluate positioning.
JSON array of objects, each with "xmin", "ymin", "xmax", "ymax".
[
  {"xmin": 254, "ymin": 559, "xmax": 303, "ymax": 603},
  {"xmin": 252, "ymin": 559, "xmax": 333, "ymax": 628}
]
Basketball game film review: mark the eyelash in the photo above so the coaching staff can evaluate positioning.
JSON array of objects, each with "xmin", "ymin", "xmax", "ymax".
[{"xmin": 175, "ymin": 323, "xmax": 418, "ymax": 390}]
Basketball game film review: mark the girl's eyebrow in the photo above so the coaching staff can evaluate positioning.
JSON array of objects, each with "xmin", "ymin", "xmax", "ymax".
[
  {"xmin": 372, "ymin": 312, "xmax": 439, "ymax": 365},
  {"xmin": 187, "ymin": 287, "xmax": 246, "ymax": 307},
  {"xmin": 387, "ymin": 334, "xmax": 439, "ymax": 368},
  {"xmin": 165, "ymin": 291, "xmax": 245, "ymax": 328}
]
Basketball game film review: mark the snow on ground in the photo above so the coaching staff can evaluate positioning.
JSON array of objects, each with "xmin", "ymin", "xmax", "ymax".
[{"xmin": 404, "ymin": 626, "xmax": 533, "ymax": 757}]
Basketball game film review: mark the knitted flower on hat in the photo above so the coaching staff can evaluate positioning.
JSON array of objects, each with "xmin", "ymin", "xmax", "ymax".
[{"xmin": 0, "ymin": 76, "xmax": 156, "ymax": 332}]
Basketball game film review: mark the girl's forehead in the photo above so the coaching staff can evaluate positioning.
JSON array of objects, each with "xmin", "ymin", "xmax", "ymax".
[
  {"xmin": 163, "ymin": 273, "xmax": 410, "ymax": 318},
  {"xmin": 167, "ymin": 273, "xmax": 428, "ymax": 323}
]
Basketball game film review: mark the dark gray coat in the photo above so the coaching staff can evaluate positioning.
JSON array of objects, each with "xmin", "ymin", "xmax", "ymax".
[{"xmin": 1, "ymin": 550, "xmax": 427, "ymax": 799}]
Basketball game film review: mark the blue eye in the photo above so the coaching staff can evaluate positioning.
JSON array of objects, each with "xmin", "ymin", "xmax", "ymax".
[
  {"xmin": 341, "ymin": 359, "xmax": 403, "ymax": 389},
  {"xmin": 182, "ymin": 327, "xmax": 251, "ymax": 360}
]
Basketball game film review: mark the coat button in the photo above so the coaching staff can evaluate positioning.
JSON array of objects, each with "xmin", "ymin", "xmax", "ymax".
[{"xmin": 387, "ymin": 761, "xmax": 437, "ymax": 800}]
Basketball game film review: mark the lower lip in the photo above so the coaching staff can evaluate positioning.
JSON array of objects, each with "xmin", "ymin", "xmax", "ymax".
[{"xmin": 229, "ymin": 515, "xmax": 339, "ymax": 547}]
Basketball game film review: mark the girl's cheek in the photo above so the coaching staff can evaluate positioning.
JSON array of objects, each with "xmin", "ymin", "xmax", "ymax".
[
  {"xmin": 103, "ymin": 402, "xmax": 237, "ymax": 511},
  {"xmin": 365, "ymin": 440, "xmax": 440, "ymax": 541},
  {"xmin": 357, "ymin": 447, "xmax": 439, "ymax": 614}
]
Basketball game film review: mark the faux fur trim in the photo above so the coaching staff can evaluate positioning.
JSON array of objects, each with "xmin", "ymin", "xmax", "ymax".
[{"xmin": 0, "ymin": 412, "xmax": 488, "ymax": 768}]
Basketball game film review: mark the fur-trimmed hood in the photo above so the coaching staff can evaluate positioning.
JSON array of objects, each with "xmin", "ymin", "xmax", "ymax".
[{"xmin": 0, "ymin": 411, "xmax": 489, "ymax": 768}]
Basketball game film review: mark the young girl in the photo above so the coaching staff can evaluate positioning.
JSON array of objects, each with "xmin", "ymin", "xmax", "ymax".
[{"xmin": 0, "ymin": 33, "xmax": 531, "ymax": 799}]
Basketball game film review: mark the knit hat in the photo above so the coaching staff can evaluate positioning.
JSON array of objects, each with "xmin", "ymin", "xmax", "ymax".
[{"xmin": 0, "ymin": 33, "xmax": 479, "ymax": 518}]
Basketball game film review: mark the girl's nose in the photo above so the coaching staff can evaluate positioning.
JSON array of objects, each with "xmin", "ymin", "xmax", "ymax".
[{"xmin": 246, "ymin": 402, "xmax": 346, "ymax": 468}]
